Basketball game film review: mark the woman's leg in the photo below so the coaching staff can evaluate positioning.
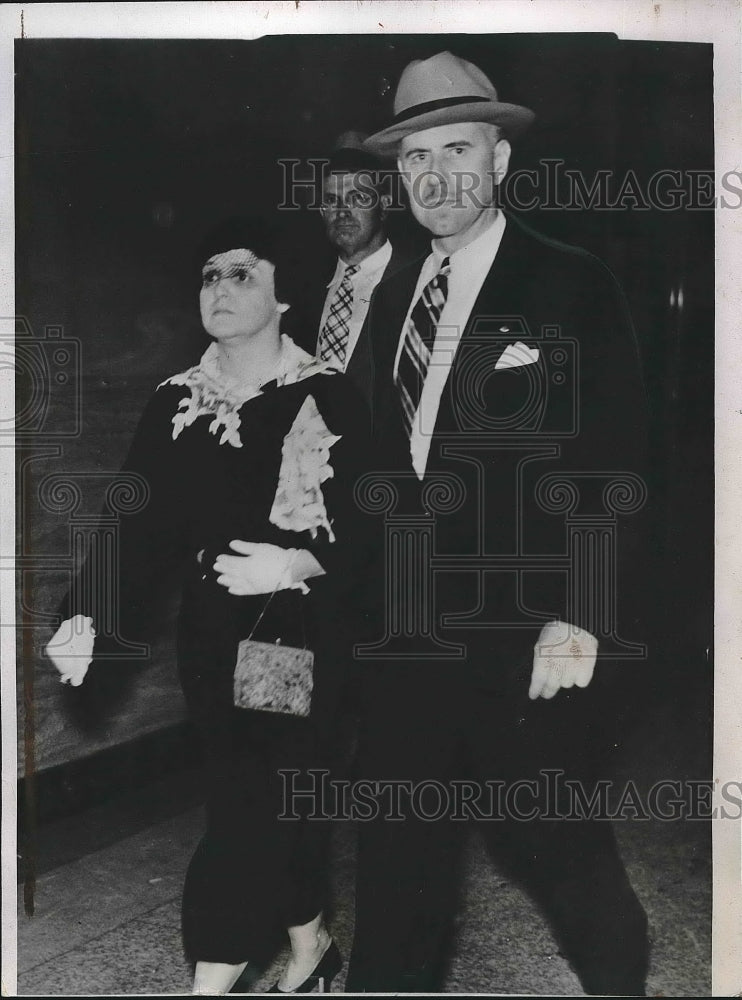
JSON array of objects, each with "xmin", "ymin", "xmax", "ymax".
[
  {"xmin": 277, "ymin": 911, "xmax": 332, "ymax": 992},
  {"xmin": 193, "ymin": 960, "xmax": 248, "ymax": 995},
  {"xmin": 272, "ymin": 725, "xmax": 336, "ymax": 992}
]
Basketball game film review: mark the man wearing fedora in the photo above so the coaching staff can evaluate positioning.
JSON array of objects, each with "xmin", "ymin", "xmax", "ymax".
[
  {"xmin": 292, "ymin": 131, "xmax": 414, "ymax": 411},
  {"xmin": 345, "ymin": 51, "xmax": 651, "ymax": 995}
]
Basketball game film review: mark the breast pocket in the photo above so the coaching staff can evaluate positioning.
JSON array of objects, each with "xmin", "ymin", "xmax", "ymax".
[{"xmin": 450, "ymin": 345, "xmax": 545, "ymax": 434}]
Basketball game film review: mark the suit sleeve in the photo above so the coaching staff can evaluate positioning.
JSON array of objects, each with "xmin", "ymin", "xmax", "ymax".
[{"xmin": 526, "ymin": 253, "xmax": 651, "ymax": 648}]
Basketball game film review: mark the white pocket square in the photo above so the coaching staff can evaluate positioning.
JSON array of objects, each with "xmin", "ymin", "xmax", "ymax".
[{"xmin": 495, "ymin": 341, "xmax": 540, "ymax": 370}]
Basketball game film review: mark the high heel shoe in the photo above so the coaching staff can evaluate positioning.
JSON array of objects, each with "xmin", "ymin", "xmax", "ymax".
[
  {"xmin": 267, "ymin": 940, "xmax": 342, "ymax": 994},
  {"xmin": 228, "ymin": 964, "xmax": 258, "ymax": 994}
]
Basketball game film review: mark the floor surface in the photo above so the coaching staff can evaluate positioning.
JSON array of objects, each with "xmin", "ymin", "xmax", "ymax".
[{"xmin": 15, "ymin": 763, "xmax": 711, "ymax": 996}]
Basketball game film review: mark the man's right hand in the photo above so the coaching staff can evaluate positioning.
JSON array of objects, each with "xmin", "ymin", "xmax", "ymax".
[{"xmin": 45, "ymin": 614, "xmax": 96, "ymax": 687}]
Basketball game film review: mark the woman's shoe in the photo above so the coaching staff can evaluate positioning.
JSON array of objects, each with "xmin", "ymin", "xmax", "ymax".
[
  {"xmin": 267, "ymin": 940, "xmax": 342, "ymax": 994},
  {"xmin": 229, "ymin": 964, "xmax": 258, "ymax": 994}
]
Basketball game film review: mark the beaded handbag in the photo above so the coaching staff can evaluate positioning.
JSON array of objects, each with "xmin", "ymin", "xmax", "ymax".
[
  {"xmin": 232, "ymin": 568, "xmax": 313, "ymax": 718},
  {"xmin": 233, "ymin": 638, "xmax": 313, "ymax": 717}
]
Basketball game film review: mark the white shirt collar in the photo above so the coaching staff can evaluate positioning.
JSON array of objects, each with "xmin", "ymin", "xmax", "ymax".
[
  {"xmin": 327, "ymin": 239, "xmax": 392, "ymax": 287},
  {"xmin": 430, "ymin": 211, "xmax": 506, "ymax": 271}
]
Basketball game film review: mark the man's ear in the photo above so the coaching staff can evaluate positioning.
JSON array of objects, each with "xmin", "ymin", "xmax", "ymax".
[{"xmin": 493, "ymin": 138, "xmax": 512, "ymax": 186}]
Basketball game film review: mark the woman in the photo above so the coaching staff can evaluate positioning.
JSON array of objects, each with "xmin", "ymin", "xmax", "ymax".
[{"xmin": 46, "ymin": 218, "xmax": 368, "ymax": 994}]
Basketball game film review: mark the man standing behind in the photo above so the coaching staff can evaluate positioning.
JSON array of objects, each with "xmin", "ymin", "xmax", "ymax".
[
  {"xmin": 345, "ymin": 52, "xmax": 650, "ymax": 995},
  {"xmin": 295, "ymin": 132, "xmax": 413, "ymax": 408}
]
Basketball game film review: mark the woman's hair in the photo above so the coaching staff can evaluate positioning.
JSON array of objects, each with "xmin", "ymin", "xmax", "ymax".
[{"xmin": 195, "ymin": 216, "xmax": 294, "ymax": 306}]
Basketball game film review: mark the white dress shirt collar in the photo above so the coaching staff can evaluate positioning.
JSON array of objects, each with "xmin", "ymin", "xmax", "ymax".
[
  {"xmin": 429, "ymin": 210, "xmax": 506, "ymax": 274},
  {"xmin": 327, "ymin": 239, "xmax": 392, "ymax": 287}
]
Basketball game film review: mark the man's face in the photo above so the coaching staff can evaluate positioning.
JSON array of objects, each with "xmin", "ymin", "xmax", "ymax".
[
  {"xmin": 398, "ymin": 122, "xmax": 511, "ymax": 243},
  {"xmin": 321, "ymin": 171, "xmax": 387, "ymax": 262}
]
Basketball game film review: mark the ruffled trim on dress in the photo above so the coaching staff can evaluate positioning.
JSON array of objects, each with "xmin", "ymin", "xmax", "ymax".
[
  {"xmin": 158, "ymin": 336, "xmax": 342, "ymax": 541},
  {"xmin": 158, "ymin": 335, "xmax": 336, "ymax": 450},
  {"xmin": 269, "ymin": 394, "xmax": 341, "ymax": 541}
]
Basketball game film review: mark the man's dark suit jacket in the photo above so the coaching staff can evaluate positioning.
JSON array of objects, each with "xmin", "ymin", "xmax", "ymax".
[
  {"xmin": 362, "ymin": 212, "xmax": 650, "ymax": 688},
  {"xmin": 291, "ymin": 244, "xmax": 412, "ymax": 411}
]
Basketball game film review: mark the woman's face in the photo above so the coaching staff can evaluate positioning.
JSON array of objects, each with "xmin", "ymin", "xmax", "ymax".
[{"xmin": 199, "ymin": 249, "xmax": 283, "ymax": 343}]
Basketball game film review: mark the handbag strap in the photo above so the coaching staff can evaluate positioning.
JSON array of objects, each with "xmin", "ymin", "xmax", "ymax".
[{"xmin": 246, "ymin": 549, "xmax": 304, "ymax": 644}]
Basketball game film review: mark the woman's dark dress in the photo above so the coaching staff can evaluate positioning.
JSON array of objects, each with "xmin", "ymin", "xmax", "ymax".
[{"xmin": 68, "ymin": 353, "xmax": 368, "ymax": 965}]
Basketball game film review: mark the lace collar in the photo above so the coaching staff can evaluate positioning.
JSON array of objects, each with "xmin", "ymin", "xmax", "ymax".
[{"xmin": 159, "ymin": 335, "xmax": 336, "ymax": 448}]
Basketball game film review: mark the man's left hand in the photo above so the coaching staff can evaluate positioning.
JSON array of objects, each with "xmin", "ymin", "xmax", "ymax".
[{"xmin": 528, "ymin": 620, "xmax": 598, "ymax": 700}]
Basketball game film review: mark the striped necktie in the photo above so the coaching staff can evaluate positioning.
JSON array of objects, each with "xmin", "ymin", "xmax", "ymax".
[
  {"xmin": 318, "ymin": 263, "xmax": 360, "ymax": 368},
  {"xmin": 395, "ymin": 256, "xmax": 451, "ymax": 438}
]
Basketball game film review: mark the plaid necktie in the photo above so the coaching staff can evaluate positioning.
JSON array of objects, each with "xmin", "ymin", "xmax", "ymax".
[
  {"xmin": 395, "ymin": 256, "xmax": 451, "ymax": 438},
  {"xmin": 318, "ymin": 263, "xmax": 360, "ymax": 368}
]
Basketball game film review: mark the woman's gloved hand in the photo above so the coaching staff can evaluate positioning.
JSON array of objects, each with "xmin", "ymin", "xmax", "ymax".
[
  {"xmin": 213, "ymin": 541, "xmax": 311, "ymax": 596},
  {"xmin": 45, "ymin": 614, "xmax": 96, "ymax": 686}
]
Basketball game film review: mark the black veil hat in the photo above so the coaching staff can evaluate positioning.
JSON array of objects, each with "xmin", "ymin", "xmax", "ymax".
[{"xmin": 195, "ymin": 216, "xmax": 294, "ymax": 305}]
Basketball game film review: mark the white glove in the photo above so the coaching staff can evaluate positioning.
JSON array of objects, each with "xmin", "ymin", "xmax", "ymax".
[
  {"xmin": 528, "ymin": 620, "xmax": 598, "ymax": 700},
  {"xmin": 45, "ymin": 614, "xmax": 96, "ymax": 687},
  {"xmin": 213, "ymin": 541, "xmax": 309, "ymax": 596}
]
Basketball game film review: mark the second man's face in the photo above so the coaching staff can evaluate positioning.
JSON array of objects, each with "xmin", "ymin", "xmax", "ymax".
[{"xmin": 321, "ymin": 171, "xmax": 387, "ymax": 263}]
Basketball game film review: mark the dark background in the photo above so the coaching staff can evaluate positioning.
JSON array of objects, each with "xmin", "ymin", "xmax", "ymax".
[{"xmin": 15, "ymin": 35, "xmax": 712, "ymax": 813}]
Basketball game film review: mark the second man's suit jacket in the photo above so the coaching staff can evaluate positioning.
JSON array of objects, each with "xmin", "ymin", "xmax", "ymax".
[{"xmin": 292, "ymin": 244, "xmax": 413, "ymax": 411}]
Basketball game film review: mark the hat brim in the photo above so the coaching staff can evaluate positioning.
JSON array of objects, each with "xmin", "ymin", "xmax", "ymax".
[{"xmin": 364, "ymin": 101, "xmax": 535, "ymax": 158}]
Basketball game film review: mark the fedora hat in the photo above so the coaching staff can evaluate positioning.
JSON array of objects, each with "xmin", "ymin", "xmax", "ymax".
[
  {"xmin": 332, "ymin": 130, "xmax": 372, "ymax": 154},
  {"xmin": 364, "ymin": 51, "xmax": 535, "ymax": 158},
  {"xmin": 327, "ymin": 129, "xmax": 383, "ymax": 173}
]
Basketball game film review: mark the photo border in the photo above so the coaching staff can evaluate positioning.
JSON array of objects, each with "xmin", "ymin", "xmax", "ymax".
[{"xmin": 1, "ymin": 2, "xmax": 738, "ymax": 995}]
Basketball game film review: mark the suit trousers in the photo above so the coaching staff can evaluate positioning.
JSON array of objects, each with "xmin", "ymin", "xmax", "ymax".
[{"xmin": 345, "ymin": 657, "xmax": 649, "ymax": 995}]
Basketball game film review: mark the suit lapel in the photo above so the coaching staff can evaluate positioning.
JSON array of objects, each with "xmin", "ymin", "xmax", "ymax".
[
  {"xmin": 459, "ymin": 218, "xmax": 525, "ymax": 348},
  {"xmin": 370, "ymin": 258, "xmax": 426, "ymax": 439},
  {"xmin": 429, "ymin": 219, "xmax": 534, "ymax": 448},
  {"xmin": 346, "ymin": 247, "xmax": 419, "ymax": 410}
]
